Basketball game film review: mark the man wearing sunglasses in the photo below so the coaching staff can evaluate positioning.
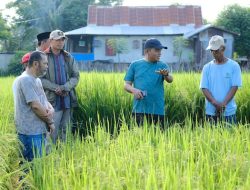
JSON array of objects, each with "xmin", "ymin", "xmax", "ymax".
[{"xmin": 200, "ymin": 35, "xmax": 242, "ymax": 125}]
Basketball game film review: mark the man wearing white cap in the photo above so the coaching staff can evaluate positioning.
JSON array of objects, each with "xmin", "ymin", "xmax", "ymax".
[
  {"xmin": 200, "ymin": 35, "xmax": 242, "ymax": 124},
  {"xmin": 41, "ymin": 29, "xmax": 79, "ymax": 143}
]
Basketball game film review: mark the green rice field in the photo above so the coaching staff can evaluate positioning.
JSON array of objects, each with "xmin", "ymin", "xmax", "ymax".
[{"xmin": 0, "ymin": 73, "xmax": 249, "ymax": 190}]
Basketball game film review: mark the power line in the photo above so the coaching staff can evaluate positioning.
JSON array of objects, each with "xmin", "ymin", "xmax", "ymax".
[{"xmin": 13, "ymin": 17, "xmax": 43, "ymax": 24}]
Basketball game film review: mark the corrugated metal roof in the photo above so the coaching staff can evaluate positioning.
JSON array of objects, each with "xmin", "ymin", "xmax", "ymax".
[
  {"xmin": 88, "ymin": 5, "xmax": 203, "ymax": 26},
  {"xmin": 184, "ymin": 24, "xmax": 239, "ymax": 38},
  {"xmin": 65, "ymin": 24, "xmax": 197, "ymax": 36}
]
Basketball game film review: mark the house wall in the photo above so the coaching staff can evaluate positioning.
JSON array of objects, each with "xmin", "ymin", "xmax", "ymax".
[
  {"xmin": 0, "ymin": 53, "xmax": 14, "ymax": 71},
  {"xmin": 93, "ymin": 35, "xmax": 193, "ymax": 66},
  {"xmin": 198, "ymin": 30, "xmax": 234, "ymax": 66}
]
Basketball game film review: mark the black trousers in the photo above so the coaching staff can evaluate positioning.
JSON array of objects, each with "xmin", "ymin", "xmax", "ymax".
[{"xmin": 132, "ymin": 113, "xmax": 165, "ymax": 129}]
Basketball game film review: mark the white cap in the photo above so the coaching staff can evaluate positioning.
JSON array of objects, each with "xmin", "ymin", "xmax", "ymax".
[
  {"xmin": 206, "ymin": 35, "xmax": 225, "ymax": 50},
  {"xmin": 49, "ymin": 29, "xmax": 67, "ymax": 40}
]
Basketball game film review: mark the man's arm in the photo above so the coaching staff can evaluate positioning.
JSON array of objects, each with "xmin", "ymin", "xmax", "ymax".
[
  {"xmin": 124, "ymin": 81, "xmax": 144, "ymax": 99},
  {"xmin": 221, "ymin": 86, "xmax": 238, "ymax": 106},
  {"xmin": 201, "ymin": 88, "xmax": 224, "ymax": 114},
  {"xmin": 30, "ymin": 101, "xmax": 54, "ymax": 131},
  {"xmin": 41, "ymin": 78, "xmax": 60, "ymax": 91},
  {"xmin": 201, "ymin": 88, "xmax": 218, "ymax": 106}
]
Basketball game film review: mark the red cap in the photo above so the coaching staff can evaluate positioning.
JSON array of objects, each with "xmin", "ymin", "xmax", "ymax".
[{"xmin": 21, "ymin": 52, "xmax": 31, "ymax": 64}]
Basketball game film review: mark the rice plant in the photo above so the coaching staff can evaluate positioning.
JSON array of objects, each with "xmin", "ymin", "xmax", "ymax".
[{"xmin": 0, "ymin": 73, "xmax": 249, "ymax": 189}]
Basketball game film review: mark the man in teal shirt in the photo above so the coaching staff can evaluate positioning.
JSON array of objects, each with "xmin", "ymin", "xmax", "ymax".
[{"xmin": 124, "ymin": 38, "xmax": 173, "ymax": 128}]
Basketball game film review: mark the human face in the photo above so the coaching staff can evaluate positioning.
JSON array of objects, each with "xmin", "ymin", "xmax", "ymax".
[
  {"xmin": 50, "ymin": 38, "xmax": 65, "ymax": 51},
  {"xmin": 40, "ymin": 39, "xmax": 50, "ymax": 51},
  {"xmin": 37, "ymin": 55, "xmax": 48, "ymax": 77},
  {"xmin": 210, "ymin": 47, "xmax": 224, "ymax": 60},
  {"xmin": 147, "ymin": 48, "xmax": 162, "ymax": 62}
]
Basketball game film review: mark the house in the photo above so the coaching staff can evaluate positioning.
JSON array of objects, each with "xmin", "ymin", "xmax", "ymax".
[{"xmin": 65, "ymin": 5, "xmax": 238, "ymax": 71}]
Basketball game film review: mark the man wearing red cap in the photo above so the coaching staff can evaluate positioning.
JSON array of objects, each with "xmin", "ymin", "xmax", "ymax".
[{"xmin": 21, "ymin": 52, "xmax": 31, "ymax": 70}]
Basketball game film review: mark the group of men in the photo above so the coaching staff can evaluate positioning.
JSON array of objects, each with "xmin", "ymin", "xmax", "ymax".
[
  {"xmin": 124, "ymin": 35, "xmax": 241, "ymax": 128},
  {"xmin": 13, "ymin": 30, "xmax": 79, "ymax": 161},
  {"xmin": 13, "ymin": 33, "xmax": 242, "ymax": 162}
]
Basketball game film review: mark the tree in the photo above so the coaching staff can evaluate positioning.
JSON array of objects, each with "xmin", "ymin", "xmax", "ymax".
[
  {"xmin": 173, "ymin": 36, "xmax": 190, "ymax": 70},
  {"xmin": 215, "ymin": 4, "xmax": 250, "ymax": 57},
  {"xmin": 97, "ymin": 0, "xmax": 122, "ymax": 5},
  {"xmin": 107, "ymin": 38, "xmax": 128, "ymax": 64},
  {"xmin": 7, "ymin": 0, "xmax": 123, "ymax": 50},
  {"xmin": 0, "ymin": 13, "xmax": 11, "ymax": 52}
]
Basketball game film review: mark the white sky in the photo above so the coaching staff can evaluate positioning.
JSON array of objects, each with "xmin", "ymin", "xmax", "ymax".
[
  {"xmin": 1, "ymin": 0, "xmax": 250, "ymax": 22},
  {"xmin": 123, "ymin": 0, "xmax": 250, "ymax": 22}
]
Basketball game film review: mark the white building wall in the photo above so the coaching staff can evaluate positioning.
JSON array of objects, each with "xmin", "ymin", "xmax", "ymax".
[{"xmin": 93, "ymin": 35, "xmax": 193, "ymax": 65}]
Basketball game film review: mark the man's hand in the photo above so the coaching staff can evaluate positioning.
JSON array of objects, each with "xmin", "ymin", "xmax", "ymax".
[
  {"xmin": 132, "ymin": 88, "xmax": 144, "ymax": 99},
  {"xmin": 155, "ymin": 68, "xmax": 169, "ymax": 76},
  {"xmin": 55, "ymin": 87, "xmax": 69, "ymax": 96},
  {"xmin": 47, "ymin": 123, "xmax": 55, "ymax": 134},
  {"xmin": 55, "ymin": 87, "xmax": 63, "ymax": 96},
  {"xmin": 212, "ymin": 100, "xmax": 226, "ymax": 116}
]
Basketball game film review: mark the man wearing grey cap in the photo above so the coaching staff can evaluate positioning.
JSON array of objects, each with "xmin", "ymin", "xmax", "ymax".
[
  {"xmin": 41, "ymin": 29, "xmax": 79, "ymax": 143},
  {"xmin": 124, "ymin": 38, "xmax": 173, "ymax": 129},
  {"xmin": 200, "ymin": 35, "xmax": 242, "ymax": 125}
]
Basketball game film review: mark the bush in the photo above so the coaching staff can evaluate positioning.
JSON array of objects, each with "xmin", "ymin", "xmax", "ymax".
[{"xmin": 6, "ymin": 51, "xmax": 27, "ymax": 76}]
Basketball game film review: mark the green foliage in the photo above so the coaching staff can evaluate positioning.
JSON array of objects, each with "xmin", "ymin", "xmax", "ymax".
[
  {"xmin": 173, "ymin": 37, "xmax": 192, "ymax": 70},
  {"xmin": 215, "ymin": 4, "xmax": 250, "ymax": 57},
  {"xmin": 74, "ymin": 73, "xmax": 250, "ymax": 132},
  {"xmin": 96, "ymin": 0, "xmax": 123, "ymax": 5},
  {"xmin": 28, "ymin": 125, "xmax": 250, "ymax": 189},
  {"xmin": 107, "ymin": 38, "xmax": 128, "ymax": 64},
  {"xmin": 1, "ymin": 73, "xmax": 250, "ymax": 189},
  {"xmin": 0, "ymin": 13, "xmax": 11, "ymax": 52},
  {"xmin": 0, "ymin": 14, "xmax": 10, "ymax": 40},
  {"xmin": 6, "ymin": 0, "xmax": 123, "ymax": 51},
  {"xmin": 0, "ymin": 77, "xmax": 21, "ymax": 189},
  {"xmin": 6, "ymin": 51, "xmax": 27, "ymax": 76}
]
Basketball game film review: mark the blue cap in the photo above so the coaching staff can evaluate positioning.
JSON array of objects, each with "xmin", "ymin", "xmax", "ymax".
[{"xmin": 144, "ymin": 38, "xmax": 168, "ymax": 49}]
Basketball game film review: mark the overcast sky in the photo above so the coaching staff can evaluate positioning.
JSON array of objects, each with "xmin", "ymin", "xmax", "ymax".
[
  {"xmin": 1, "ymin": 0, "xmax": 250, "ymax": 22},
  {"xmin": 123, "ymin": 0, "xmax": 250, "ymax": 22}
]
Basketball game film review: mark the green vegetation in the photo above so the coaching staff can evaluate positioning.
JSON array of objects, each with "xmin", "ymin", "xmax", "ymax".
[
  {"xmin": 216, "ymin": 4, "xmax": 250, "ymax": 57},
  {"xmin": 0, "ymin": 73, "xmax": 250, "ymax": 189}
]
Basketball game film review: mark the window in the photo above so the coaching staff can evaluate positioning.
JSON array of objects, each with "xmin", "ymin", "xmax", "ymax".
[{"xmin": 132, "ymin": 40, "xmax": 140, "ymax": 49}]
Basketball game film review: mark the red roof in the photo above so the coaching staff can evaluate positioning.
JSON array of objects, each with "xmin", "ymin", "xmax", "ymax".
[{"xmin": 88, "ymin": 5, "xmax": 203, "ymax": 26}]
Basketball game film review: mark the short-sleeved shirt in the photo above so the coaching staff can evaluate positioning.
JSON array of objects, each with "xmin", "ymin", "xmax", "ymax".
[
  {"xmin": 12, "ymin": 72, "xmax": 48, "ymax": 135},
  {"xmin": 124, "ymin": 59, "xmax": 169, "ymax": 115},
  {"xmin": 200, "ymin": 59, "xmax": 242, "ymax": 116}
]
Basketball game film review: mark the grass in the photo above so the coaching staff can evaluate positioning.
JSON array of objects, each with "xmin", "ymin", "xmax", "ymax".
[{"xmin": 0, "ymin": 72, "xmax": 249, "ymax": 189}]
